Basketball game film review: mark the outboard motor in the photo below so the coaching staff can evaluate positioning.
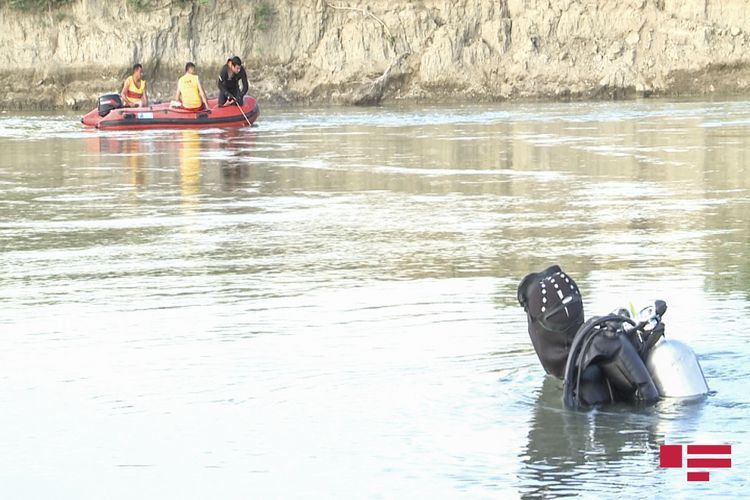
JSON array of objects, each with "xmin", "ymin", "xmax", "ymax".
[
  {"xmin": 518, "ymin": 265, "xmax": 709, "ymax": 408},
  {"xmin": 98, "ymin": 93, "xmax": 123, "ymax": 117}
]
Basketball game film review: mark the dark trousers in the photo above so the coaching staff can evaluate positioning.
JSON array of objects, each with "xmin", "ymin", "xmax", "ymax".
[{"xmin": 218, "ymin": 88, "xmax": 244, "ymax": 106}]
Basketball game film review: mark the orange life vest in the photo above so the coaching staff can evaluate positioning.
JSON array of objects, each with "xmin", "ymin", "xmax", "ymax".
[{"xmin": 124, "ymin": 76, "xmax": 146, "ymax": 104}]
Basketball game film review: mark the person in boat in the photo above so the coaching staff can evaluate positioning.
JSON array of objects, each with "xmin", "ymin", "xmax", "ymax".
[
  {"xmin": 217, "ymin": 56, "xmax": 248, "ymax": 107},
  {"xmin": 172, "ymin": 62, "xmax": 209, "ymax": 111},
  {"xmin": 120, "ymin": 63, "xmax": 148, "ymax": 108}
]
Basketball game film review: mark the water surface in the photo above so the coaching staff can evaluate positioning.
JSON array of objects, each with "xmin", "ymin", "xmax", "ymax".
[{"xmin": 0, "ymin": 100, "xmax": 748, "ymax": 498}]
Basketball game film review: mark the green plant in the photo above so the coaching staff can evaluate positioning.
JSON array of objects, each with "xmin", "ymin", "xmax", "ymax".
[
  {"xmin": 4, "ymin": 0, "xmax": 209, "ymax": 11},
  {"xmin": 254, "ymin": 1, "xmax": 276, "ymax": 31},
  {"xmin": 6, "ymin": 0, "xmax": 74, "ymax": 11},
  {"xmin": 126, "ymin": 0, "xmax": 151, "ymax": 11}
]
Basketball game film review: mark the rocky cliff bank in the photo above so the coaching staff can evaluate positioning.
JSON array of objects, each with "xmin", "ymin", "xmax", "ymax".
[{"xmin": 2, "ymin": 0, "xmax": 750, "ymax": 110}]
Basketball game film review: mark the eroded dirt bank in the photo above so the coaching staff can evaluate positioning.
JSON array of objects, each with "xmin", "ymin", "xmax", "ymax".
[{"xmin": 2, "ymin": 0, "xmax": 750, "ymax": 110}]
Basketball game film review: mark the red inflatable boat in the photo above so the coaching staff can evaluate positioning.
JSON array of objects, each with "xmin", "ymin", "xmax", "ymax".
[{"xmin": 81, "ymin": 95, "xmax": 259, "ymax": 130}]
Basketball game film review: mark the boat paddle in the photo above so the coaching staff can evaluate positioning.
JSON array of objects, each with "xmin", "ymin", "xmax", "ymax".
[{"xmin": 234, "ymin": 99, "xmax": 253, "ymax": 127}]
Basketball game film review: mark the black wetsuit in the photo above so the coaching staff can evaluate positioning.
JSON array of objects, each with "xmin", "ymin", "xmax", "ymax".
[
  {"xmin": 518, "ymin": 265, "xmax": 660, "ymax": 407},
  {"xmin": 217, "ymin": 63, "xmax": 248, "ymax": 106}
]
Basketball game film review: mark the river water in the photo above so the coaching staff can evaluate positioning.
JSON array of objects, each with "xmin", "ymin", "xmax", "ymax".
[{"xmin": 0, "ymin": 100, "xmax": 748, "ymax": 498}]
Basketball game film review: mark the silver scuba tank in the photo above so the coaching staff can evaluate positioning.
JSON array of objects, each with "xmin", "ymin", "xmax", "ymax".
[{"xmin": 645, "ymin": 338, "xmax": 709, "ymax": 398}]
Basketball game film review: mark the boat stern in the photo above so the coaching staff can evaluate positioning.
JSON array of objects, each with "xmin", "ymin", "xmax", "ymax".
[{"xmin": 81, "ymin": 108, "xmax": 102, "ymax": 127}]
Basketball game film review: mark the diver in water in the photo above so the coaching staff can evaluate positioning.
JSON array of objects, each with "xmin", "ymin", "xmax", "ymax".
[{"xmin": 517, "ymin": 265, "xmax": 708, "ymax": 408}]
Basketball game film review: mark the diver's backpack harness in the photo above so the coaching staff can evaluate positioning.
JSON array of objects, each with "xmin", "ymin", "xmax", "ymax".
[{"xmin": 562, "ymin": 314, "xmax": 660, "ymax": 407}]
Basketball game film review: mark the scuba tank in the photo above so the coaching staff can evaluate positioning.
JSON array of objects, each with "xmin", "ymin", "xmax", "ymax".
[
  {"xmin": 629, "ymin": 301, "xmax": 709, "ymax": 398},
  {"xmin": 646, "ymin": 339, "xmax": 709, "ymax": 397}
]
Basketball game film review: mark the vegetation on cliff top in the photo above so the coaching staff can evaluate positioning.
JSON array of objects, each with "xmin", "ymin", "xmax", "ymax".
[
  {"xmin": 3, "ymin": 0, "xmax": 275, "ymax": 13},
  {"xmin": 1, "ymin": 0, "xmax": 208, "ymax": 10},
  {"xmin": 125, "ymin": 0, "xmax": 204, "ymax": 11},
  {"xmin": 4, "ymin": 0, "xmax": 73, "ymax": 10},
  {"xmin": 0, "ymin": 0, "xmax": 204, "ymax": 12}
]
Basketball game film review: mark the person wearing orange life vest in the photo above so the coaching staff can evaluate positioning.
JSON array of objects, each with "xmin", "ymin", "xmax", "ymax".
[
  {"xmin": 172, "ymin": 62, "xmax": 209, "ymax": 111},
  {"xmin": 120, "ymin": 63, "xmax": 148, "ymax": 107}
]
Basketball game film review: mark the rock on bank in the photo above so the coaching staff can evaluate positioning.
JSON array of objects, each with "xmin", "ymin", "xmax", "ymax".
[{"xmin": 2, "ymin": 0, "xmax": 750, "ymax": 109}]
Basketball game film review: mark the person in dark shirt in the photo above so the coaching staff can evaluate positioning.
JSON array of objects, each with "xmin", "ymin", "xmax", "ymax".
[{"xmin": 217, "ymin": 56, "xmax": 248, "ymax": 107}]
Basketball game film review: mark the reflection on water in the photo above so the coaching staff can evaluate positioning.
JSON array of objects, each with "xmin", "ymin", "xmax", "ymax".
[
  {"xmin": 179, "ymin": 130, "xmax": 201, "ymax": 199},
  {"xmin": 519, "ymin": 377, "xmax": 710, "ymax": 498},
  {"xmin": 0, "ymin": 101, "xmax": 748, "ymax": 498}
]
